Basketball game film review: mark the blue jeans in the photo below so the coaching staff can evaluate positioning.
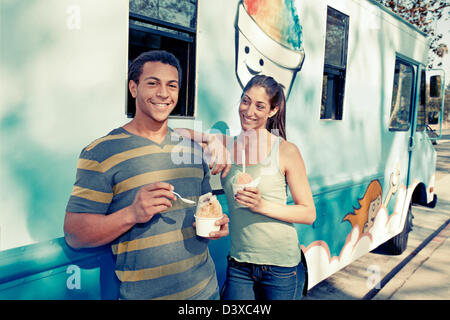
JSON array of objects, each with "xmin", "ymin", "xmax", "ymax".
[{"xmin": 221, "ymin": 257, "xmax": 306, "ymax": 300}]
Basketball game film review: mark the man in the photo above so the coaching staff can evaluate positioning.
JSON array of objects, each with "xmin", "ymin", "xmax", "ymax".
[{"xmin": 64, "ymin": 50, "xmax": 229, "ymax": 300}]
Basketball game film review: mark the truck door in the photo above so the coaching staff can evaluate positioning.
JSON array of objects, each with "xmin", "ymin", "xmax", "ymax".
[
  {"xmin": 408, "ymin": 67, "xmax": 445, "ymax": 206},
  {"xmin": 387, "ymin": 57, "xmax": 419, "ymax": 219},
  {"xmin": 386, "ymin": 57, "xmax": 445, "ymax": 249}
]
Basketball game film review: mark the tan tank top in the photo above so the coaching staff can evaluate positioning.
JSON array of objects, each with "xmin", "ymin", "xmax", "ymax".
[{"xmin": 221, "ymin": 136, "xmax": 301, "ymax": 267}]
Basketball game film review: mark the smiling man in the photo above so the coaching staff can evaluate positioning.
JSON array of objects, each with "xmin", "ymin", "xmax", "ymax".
[{"xmin": 64, "ymin": 50, "xmax": 229, "ymax": 300}]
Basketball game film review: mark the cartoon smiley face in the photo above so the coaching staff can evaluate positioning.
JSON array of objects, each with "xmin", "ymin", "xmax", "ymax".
[
  {"xmin": 242, "ymin": 42, "xmax": 264, "ymax": 77},
  {"xmin": 235, "ymin": 32, "xmax": 267, "ymax": 85},
  {"xmin": 236, "ymin": 32, "xmax": 299, "ymax": 96}
]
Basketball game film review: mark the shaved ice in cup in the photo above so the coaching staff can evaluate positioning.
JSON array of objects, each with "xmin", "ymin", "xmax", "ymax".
[
  {"xmin": 194, "ymin": 192, "xmax": 223, "ymax": 237},
  {"xmin": 232, "ymin": 172, "xmax": 261, "ymax": 207},
  {"xmin": 236, "ymin": 172, "xmax": 253, "ymax": 184}
]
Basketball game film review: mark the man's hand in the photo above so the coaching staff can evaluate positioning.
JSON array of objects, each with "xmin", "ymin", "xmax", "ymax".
[
  {"xmin": 129, "ymin": 182, "xmax": 176, "ymax": 224},
  {"xmin": 193, "ymin": 214, "xmax": 230, "ymax": 240},
  {"xmin": 204, "ymin": 134, "xmax": 232, "ymax": 178}
]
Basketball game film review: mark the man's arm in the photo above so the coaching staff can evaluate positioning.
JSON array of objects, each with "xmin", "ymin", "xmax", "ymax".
[
  {"xmin": 64, "ymin": 182, "xmax": 176, "ymax": 249},
  {"xmin": 64, "ymin": 208, "xmax": 135, "ymax": 249},
  {"xmin": 174, "ymin": 128, "xmax": 232, "ymax": 178}
]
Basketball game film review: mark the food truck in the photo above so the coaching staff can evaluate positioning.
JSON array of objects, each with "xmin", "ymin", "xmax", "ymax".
[{"xmin": 0, "ymin": 0, "xmax": 445, "ymax": 299}]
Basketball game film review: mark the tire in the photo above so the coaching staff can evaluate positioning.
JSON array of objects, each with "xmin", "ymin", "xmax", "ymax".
[
  {"xmin": 381, "ymin": 203, "xmax": 414, "ymax": 255},
  {"xmin": 425, "ymin": 194, "xmax": 438, "ymax": 208}
]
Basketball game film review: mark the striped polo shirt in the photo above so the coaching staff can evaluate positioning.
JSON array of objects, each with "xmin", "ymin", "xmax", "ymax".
[{"xmin": 66, "ymin": 127, "xmax": 218, "ymax": 300}]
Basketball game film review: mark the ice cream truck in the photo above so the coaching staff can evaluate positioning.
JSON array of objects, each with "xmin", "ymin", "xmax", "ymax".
[{"xmin": 0, "ymin": 0, "xmax": 446, "ymax": 299}]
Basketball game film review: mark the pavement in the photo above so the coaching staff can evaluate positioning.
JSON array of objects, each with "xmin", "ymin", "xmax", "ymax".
[
  {"xmin": 381, "ymin": 226, "xmax": 449, "ymax": 299},
  {"xmin": 376, "ymin": 129, "xmax": 450, "ymax": 300}
]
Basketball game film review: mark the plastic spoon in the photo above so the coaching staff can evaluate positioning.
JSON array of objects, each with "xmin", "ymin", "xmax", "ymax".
[{"xmin": 172, "ymin": 191, "xmax": 196, "ymax": 204}]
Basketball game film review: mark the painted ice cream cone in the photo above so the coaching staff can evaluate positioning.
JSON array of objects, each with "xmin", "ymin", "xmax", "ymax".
[{"xmin": 235, "ymin": 0, "xmax": 305, "ymax": 97}]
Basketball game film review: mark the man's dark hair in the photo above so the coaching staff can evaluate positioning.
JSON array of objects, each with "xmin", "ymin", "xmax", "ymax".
[{"xmin": 128, "ymin": 50, "xmax": 182, "ymax": 84}]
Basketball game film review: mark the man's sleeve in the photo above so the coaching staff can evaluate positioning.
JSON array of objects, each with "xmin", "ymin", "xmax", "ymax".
[
  {"xmin": 201, "ymin": 152, "xmax": 213, "ymax": 195},
  {"xmin": 66, "ymin": 148, "xmax": 113, "ymax": 214}
]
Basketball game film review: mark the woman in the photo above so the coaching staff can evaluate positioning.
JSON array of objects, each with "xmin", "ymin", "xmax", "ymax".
[
  {"xmin": 177, "ymin": 75, "xmax": 316, "ymax": 300},
  {"xmin": 220, "ymin": 75, "xmax": 315, "ymax": 300}
]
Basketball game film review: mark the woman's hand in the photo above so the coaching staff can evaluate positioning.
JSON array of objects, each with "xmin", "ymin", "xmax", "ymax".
[{"xmin": 235, "ymin": 187, "xmax": 265, "ymax": 212}]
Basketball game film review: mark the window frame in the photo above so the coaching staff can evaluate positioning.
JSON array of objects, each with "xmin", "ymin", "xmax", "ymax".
[
  {"xmin": 320, "ymin": 6, "xmax": 349, "ymax": 121},
  {"xmin": 415, "ymin": 69, "xmax": 427, "ymax": 132},
  {"xmin": 127, "ymin": 7, "xmax": 198, "ymax": 119},
  {"xmin": 388, "ymin": 58, "xmax": 416, "ymax": 132}
]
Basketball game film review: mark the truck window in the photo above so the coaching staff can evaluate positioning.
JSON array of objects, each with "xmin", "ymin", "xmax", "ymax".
[
  {"xmin": 388, "ymin": 59, "xmax": 414, "ymax": 131},
  {"xmin": 320, "ymin": 7, "xmax": 349, "ymax": 120},
  {"xmin": 127, "ymin": 0, "xmax": 197, "ymax": 118}
]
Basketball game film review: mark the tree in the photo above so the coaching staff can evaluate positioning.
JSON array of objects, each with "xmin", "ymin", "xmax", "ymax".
[{"xmin": 376, "ymin": 0, "xmax": 450, "ymax": 68}]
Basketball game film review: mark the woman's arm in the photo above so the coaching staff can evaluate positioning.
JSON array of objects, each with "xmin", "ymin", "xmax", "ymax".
[
  {"xmin": 174, "ymin": 128, "xmax": 232, "ymax": 178},
  {"xmin": 235, "ymin": 140, "xmax": 316, "ymax": 224}
]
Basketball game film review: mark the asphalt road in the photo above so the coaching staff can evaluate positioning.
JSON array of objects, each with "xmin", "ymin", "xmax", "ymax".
[{"xmin": 304, "ymin": 130, "xmax": 450, "ymax": 300}]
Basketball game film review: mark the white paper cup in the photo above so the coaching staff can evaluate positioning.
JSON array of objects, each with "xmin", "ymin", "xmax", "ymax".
[{"xmin": 194, "ymin": 214, "xmax": 223, "ymax": 237}]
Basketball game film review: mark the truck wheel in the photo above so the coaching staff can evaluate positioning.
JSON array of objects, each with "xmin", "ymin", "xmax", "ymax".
[
  {"xmin": 425, "ymin": 194, "xmax": 437, "ymax": 208},
  {"xmin": 383, "ymin": 203, "xmax": 413, "ymax": 255}
]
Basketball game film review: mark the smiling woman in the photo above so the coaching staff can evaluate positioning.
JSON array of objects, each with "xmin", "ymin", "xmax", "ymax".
[
  {"xmin": 239, "ymin": 75, "xmax": 287, "ymax": 140},
  {"xmin": 218, "ymin": 74, "xmax": 315, "ymax": 300},
  {"xmin": 239, "ymin": 86, "xmax": 277, "ymax": 133}
]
